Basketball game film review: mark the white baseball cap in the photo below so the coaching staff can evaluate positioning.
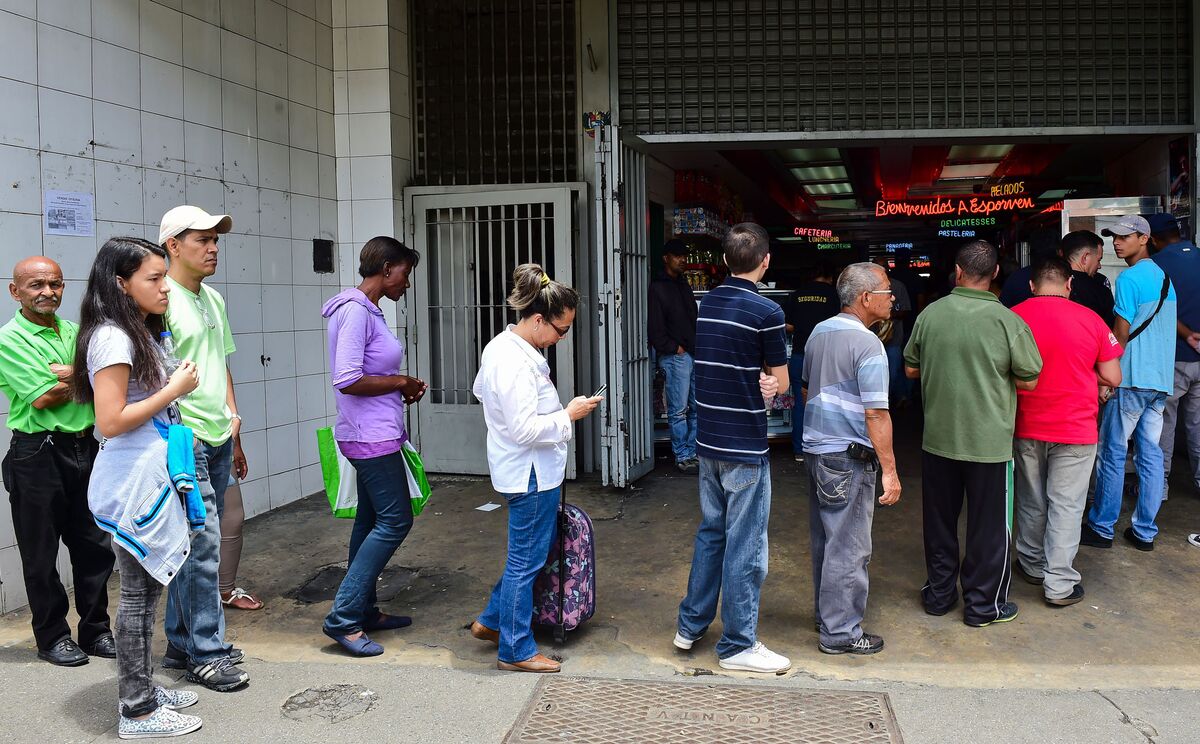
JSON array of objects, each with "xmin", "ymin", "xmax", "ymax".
[{"xmin": 158, "ymin": 205, "xmax": 233, "ymax": 246}]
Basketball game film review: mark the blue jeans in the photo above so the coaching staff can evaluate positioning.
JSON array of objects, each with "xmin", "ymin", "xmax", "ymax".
[
  {"xmin": 1089, "ymin": 387, "xmax": 1167, "ymax": 541},
  {"xmin": 165, "ymin": 438, "xmax": 232, "ymax": 665},
  {"xmin": 324, "ymin": 451, "xmax": 414, "ymax": 634},
  {"xmin": 659, "ymin": 352, "xmax": 697, "ymax": 463},
  {"xmin": 677, "ymin": 456, "xmax": 771, "ymax": 659},
  {"xmin": 478, "ymin": 469, "xmax": 559, "ymax": 663},
  {"xmin": 789, "ymin": 352, "xmax": 806, "ymax": 454}
]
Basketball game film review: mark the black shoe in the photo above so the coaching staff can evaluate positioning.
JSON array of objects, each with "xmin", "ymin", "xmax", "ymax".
[
  {"xmin": 1079, "ymin": 524, "xmax": 1113, "ymax": 549},
  {"xmin": 83, "ymin": 634, "xmax": 116, "ymax": 659},
  {"xmin": 186, "ymin": 657, "xmax": 249, "ymax": 692},
  {"xmin": 1014, "ymin": 562, "xmax": 1044, "ymax": 586},
  {"xmin": 819, "ymin": 632, "xmax": 884, "ymax": 655},
  {"xmin": 1123, "ymin": 526, "xmax": 1154, "ymax": 552},
  {"xmin": 1046, "ymin": 584, "xmax": 1085, "ymax": 607},
  {"xmin": 37, "ymin": 637, "xmax": 89, "ymax": 667},
  {"xmin": 965, "ymin": 601, "xmax": 1019, "ymax": 628},
  {"xmin": 164, "ymin": 644, "xmax": 244, "ymax": 669}
]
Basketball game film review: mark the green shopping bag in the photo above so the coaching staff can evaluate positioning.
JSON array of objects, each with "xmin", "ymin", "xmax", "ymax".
[
  {"xmin": 317, "ymin": 427, "xmax": 357, "ymax": 518},
  {"xmin": 402, "ymin": 441, "xmax": 432, "ymax": 516}
]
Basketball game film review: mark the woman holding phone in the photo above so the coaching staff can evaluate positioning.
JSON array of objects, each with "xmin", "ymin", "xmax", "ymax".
[
  {"xmin": 468, "ymin": 264, "xmax": 601, "ymax": 673},
  {"xmin": 73, "ymin": 237, "xmax": 203, "ymax": 738}
]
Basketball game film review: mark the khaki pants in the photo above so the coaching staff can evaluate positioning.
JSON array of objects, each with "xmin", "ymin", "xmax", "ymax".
[{"xmin": 1014, "ymin": 438, "xmax": 1097, "ymax": 600}]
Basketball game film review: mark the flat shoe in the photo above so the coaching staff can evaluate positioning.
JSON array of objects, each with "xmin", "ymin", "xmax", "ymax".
[
  {"xmin": 221, "ymin": 588, "xmax": 264, "ymax": 611},
  {"xmin": 322, "ymin": 628, "xmax": 384, "ymax": 657},
  {"xmin": 497, "ymin": 653, "xmax": 560, "ymax": 673},
  {"xmin": 471, "ymin": 621, "xmax": 499, "ymax": 645},
  {"xmin": 366, "ymin": 612, "xmax": 412, "ymax": 631}
]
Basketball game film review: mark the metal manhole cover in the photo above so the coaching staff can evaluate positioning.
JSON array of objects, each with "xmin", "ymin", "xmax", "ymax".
[{"xmin": 505, "ymin": 678, "xmax": 903, "ymax": 744}]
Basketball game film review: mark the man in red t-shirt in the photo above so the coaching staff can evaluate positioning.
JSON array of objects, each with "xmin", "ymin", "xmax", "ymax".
[{"xmin": 1012, "ymin": 258, "xmax": 1123, "ymax": 606}]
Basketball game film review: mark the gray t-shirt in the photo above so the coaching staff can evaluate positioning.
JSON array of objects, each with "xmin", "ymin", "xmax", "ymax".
[
  {"xmin": 86, "ymin": 325, "xmax": 178, "ymax": 459},
  {"xmin": 801, "ymin": 314, "xmax": 890, "ymax": 455}
]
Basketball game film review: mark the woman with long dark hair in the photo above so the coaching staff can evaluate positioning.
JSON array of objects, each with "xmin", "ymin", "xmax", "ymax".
[
  {"xmin": 320, "ymin": 236, "xmax": 428, "ymax": 656},
  {"xmin": 468, "ymin": 264, "xmax": 601, "ymax": 673},
  {"xmin": 73, "ymin": 237, "xmax": 203, "ymax": 739}
]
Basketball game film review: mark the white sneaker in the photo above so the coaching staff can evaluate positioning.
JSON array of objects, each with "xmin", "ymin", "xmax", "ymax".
[
  {"xmin": 718, "ymin": 642, "xmax": 792, "ymax": 673},
  {"xmin": 118, "ymin": 706, "xmax": 202, "ymax": 739},
  {"xmin": 155, "ymin": 686, "xmax": 199, "ymax": 710},
  {"xmin": 673, "ymin": 631, "xmax": 702, "ymax": 650}
]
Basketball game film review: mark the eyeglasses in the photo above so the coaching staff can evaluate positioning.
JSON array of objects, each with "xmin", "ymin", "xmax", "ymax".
[
  {"xmin": 194, "ymin": 295, "xmax": 216, "ymax": 329},
  {"xmin": 549, "ymin": 316, "xmax": 573, "ymax": 336},
  {"xmin": 866, "ymin": 288, "xmax": 895, "ymax": 296}
]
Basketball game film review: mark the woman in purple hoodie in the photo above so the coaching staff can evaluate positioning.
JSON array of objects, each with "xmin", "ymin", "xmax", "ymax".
[{"xmin": 320, "ymin": 236, "xmax": 427, "ymax": 656}]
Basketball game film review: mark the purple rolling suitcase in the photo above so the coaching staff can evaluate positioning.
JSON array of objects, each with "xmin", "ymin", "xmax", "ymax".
[{"xmin": 532, "ymin": 484, "xmax": 596, "ymax": 642}]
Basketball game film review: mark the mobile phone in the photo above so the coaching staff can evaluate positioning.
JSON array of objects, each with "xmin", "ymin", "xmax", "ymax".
[{"xmin": 591, "ymin": 383, "xmax": 607, "ymax": 398}]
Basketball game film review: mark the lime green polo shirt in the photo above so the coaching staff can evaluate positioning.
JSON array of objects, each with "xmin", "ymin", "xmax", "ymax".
[
  {"xmin": 903, "ymin": 287, "xmax": 1043, "ymax": 463},
  {"xmin": 0, "ymin": 311, "xmax": 94, "ymax": 433},
  {"xmin": 165, "ymin": 277, "xmax": 237, "ymax": 446}
]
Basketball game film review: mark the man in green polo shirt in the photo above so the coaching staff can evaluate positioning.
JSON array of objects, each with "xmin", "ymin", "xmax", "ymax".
[
  {"xmin": 904, "ymin": 240, "xmax": 1042, "ymax": 628},
  {"xmin": 157, "ymin": 205, "xmax": 251, "ymax": 693},
  {"xmin": 0, "ymin": 257, "xmax": 114, "ymax": 666}
]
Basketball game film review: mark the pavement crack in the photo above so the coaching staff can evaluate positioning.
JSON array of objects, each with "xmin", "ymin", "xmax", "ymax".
[
  {"xmin": 590, "ymin": 490, "xmax": 634, "ymax": 522},
  {"xmin": 1096, "ymin": 691, "xmax": 1159, "ymax": 743}
]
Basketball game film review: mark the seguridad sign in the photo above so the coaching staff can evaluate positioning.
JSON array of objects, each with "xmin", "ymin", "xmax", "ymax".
[{"xmin": 875, "ymin": 196, "xmax": 1036, "ymax": 218}]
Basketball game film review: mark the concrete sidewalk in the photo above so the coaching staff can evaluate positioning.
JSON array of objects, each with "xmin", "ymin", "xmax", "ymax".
[{"xmin": 3, "ymin": 417, "xmax": 1200, "ymax": 741}]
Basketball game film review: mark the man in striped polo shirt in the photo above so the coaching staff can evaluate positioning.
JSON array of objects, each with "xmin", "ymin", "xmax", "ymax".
[
  {"xmin": 673, "ymin": 223, "xmax": 791, "ymax": 674},
  {"xmin": 802, "ymin": 262, "xmax": 902, "ymax": 655}
]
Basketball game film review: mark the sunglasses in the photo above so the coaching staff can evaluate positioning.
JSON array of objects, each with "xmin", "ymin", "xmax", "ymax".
[{"xmin": 544, "ymin": 317, "xmax": 571, "ymax": 337}]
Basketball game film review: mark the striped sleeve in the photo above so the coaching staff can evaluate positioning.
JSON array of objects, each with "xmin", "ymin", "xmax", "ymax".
[
  {"xmin": 857, "ymin": 346, "xmax": 890, "ymax": 409},
  {"xmin": 760, "ymin": 306, "xmax": 788, "ymax": 367}
]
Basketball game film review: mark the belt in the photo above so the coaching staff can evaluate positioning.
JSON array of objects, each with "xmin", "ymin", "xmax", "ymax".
[{"xmin": 12, "ymin": 427, "xmax": 93, "ymax": 441}]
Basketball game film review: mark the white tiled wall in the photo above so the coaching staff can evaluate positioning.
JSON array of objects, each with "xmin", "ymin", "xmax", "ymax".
[{"xmin": 0, "ymin": 0, "xmax": 381, "ymax": 613}]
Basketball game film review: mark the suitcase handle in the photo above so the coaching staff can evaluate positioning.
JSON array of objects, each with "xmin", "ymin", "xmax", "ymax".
[{"xmin": 555, "ymin": 481, "xmax": 567, "ymax": 643}]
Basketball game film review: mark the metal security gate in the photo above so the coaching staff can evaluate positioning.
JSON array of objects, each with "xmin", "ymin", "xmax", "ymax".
[
  {"xmin": 407, "ymin": 187, "xmax": 577, "ymax": 475},
  {"xmin": 594, "ymin": 125, "xmax": 654, "ymax": 487}
]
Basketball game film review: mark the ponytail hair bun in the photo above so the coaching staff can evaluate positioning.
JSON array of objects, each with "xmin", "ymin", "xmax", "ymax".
[{"xmin": 507, "ymin": 263, "xmax": 579, "ymax": 320}]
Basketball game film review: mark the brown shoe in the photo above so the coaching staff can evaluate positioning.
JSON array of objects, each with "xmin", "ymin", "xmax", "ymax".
[
  {"xmin": 497, "ymin": 653, "xmax": 561, "ymax": 673},
  {"xmin": 470, "ymin": 621, "xmax": 499, "ymax": 645}
]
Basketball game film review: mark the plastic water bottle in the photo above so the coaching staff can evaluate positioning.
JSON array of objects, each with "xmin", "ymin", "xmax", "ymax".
[
  {"xmin": 161, "ymin": 331, "xmax": 188, "ymax": 399},
  {"xmin": 160, "ymin": 331, "xmax": 181, "ymax": 373}
]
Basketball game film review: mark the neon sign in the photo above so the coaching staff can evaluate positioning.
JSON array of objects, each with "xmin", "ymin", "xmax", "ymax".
[
  {"xmin": 938, "ymin": 229, "xmax": 977, "ymax": 238},
  {"xmin": 885, "ymin": 242, "xmax": 914, "ymax": 251},
  {"xmin": 940, "ymin": 217, "xmax": 997, "ymax": 228},
  {"xmin": 875, "ymin": 196, "xmax": 1036, "ymax": 218},
  {"xmin": 990, "ymin": 181, "xmax": 1026, "ymax": 197},
  {"xmin": 793, "ymin": 227, "xmax": 834, "ymax": 237}
]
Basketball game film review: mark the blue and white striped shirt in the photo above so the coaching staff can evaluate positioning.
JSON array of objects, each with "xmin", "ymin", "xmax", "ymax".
[
  {"xmin": 801, "ymin": 314, "xmax": 889, "ymax": 455},
  {"xmin": 694, "ymin": 277, "xmax": 789, "ymax": 463}
]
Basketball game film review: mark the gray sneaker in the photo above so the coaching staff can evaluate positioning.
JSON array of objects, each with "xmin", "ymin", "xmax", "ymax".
[
  {"xmin": 118, "ymin": 706, "xmax": 202, "ymax": 739},
  {"xmin": 155, "ymin": 686, "xmax": 199, "ymax": 710},
  {"xmin": 676, "ymin": 459, "xmax": 698, "ymax": 473}
]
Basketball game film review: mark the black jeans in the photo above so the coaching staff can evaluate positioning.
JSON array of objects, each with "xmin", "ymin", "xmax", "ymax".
[{"xmin": 1, "ymin": 430, "xmax": 114, "ymax": 650}]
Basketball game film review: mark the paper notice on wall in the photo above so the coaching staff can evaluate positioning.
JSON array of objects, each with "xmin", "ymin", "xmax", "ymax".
[{"xmin": 43, "ymin": 191, "xmax": 95, "ymax": 237}]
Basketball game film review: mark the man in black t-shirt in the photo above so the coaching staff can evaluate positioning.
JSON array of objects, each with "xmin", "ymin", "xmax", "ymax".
[
  {"xmin": 784, "ymin": 263, "xmax": 840, "ymax": 461},
  {"xmin": 1060, "ymin": 230, "xmax": 1115, "ymax": 327},
  {"xmin": 649, "ymin": 239, "xmax": 701, "ymax": 472}
]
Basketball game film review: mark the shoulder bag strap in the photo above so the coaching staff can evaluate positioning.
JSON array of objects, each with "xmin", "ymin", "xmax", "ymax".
[{"xmin": 1127, "ymin": 274, "xmax": 1170, "ymax": 343}]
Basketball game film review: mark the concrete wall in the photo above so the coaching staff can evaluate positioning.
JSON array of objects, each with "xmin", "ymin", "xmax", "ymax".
[{"xmin": 0, "ymin": 0, "xmax": 418, "ymax": 614}]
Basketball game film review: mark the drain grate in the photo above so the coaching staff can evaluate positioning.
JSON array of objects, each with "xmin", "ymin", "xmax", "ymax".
[{"xmin": 505, "ymin": 678, "xmax": 903, "ymax": 744}]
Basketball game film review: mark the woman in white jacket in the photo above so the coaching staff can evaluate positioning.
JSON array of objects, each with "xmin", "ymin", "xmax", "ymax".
[{"xmin": 468, "ymin": 264, "xmax": 601, "ymax": 673}]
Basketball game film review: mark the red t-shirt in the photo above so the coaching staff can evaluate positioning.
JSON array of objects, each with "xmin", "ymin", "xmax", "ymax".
[{"xmin": 1013, "ymin": 296, "xmax": 1123, "ymax": 444}]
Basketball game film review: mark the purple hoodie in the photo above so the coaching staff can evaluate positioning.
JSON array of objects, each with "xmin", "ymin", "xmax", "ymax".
[{"xmin": 321, "ymin": 287, "xmax": 407, "ymax": 458}]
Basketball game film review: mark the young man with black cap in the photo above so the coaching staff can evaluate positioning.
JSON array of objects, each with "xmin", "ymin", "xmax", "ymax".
[
  {"xmin": 649, "ymin": 239, "xmax": 700, "ymax": 472},
  {"xmin": 157, "ymin": 205, "xmax": 251, "ymax": 692},
  {"xmin": 1083, "ymin": 216, "xmax": 1177, "ymax": 552},
  {"xmin": 1149, "ymin": 213, "xmax": 1200, "ymax": 498}
]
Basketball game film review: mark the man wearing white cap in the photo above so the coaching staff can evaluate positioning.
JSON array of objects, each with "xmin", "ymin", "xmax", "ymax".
[
  {"xmin": 1082, "ymin": 215, "xmax": 1177, "ymax": 552},
  {"xmin": 157, "ymin": 206, "xmax": 250, "ymax": 692}
]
